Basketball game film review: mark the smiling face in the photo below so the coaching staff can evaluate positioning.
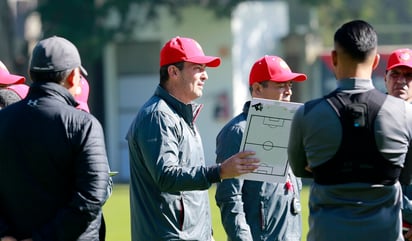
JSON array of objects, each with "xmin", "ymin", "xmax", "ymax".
[
  {"xmin": 166, "ymin": 62, "xmax": 208, "ymax": 104},
  {"xmin": 385, "ymin": 66, "xmax": 412, "ymax": 102}
]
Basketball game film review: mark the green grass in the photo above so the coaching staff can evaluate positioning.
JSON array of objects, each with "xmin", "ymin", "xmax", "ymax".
[
  {"xmin": 103, "ymin": 184, "xmax": 310, "ymax": 241},
  {"xmin": 103, "ymin": 184, "xmax": 131, "ymax": 241}
]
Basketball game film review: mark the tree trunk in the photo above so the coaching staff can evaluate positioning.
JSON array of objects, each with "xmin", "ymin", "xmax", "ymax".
[{"xmin": 0, "ymin": 0, "xmax": 16, "ymax": 71}]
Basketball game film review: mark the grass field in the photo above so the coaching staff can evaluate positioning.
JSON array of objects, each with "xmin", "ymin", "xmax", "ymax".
[{"xmin": 103, "ymin": 183, "xmax": 310, "ymax": 241}]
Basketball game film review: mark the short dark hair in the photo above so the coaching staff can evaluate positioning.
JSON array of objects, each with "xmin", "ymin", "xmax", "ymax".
[
  {"xmin": 334, "ymin": 20, "xmax": 377, "ymax": 61},
  {"xmin": 29, "ymin": 68, "xmax": 73, "ymax": 84},
  {"xmin": 159, "ymin": 61, "xmax": 185, "ymax": 86},
  {"xmin": 0, "ymin": 88, "xmax": 21, "ymax": 108}
]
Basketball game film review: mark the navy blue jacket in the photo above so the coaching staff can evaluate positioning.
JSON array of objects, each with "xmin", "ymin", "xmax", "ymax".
[{"xmin": 0, "ymin": 82, "xmax": 110, "ymax": 241}]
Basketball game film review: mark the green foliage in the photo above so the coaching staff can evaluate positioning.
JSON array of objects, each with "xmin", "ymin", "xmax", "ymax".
[
  {"xmin": 35, "ymin": 0, "xmax": 412, "ymax": 62},
  {"xmin": 33, "ymin": 0, "xmax": 412, "ymax": 93},
  {"xmin": 34, "ymin": 0, "xmax": 250, "ymax": 73},
  {"xmin": 300, "ymin": 0, "xmax": 412, "ymax": 46},
  {"xmin": 36, "ymin": 0, "xmax": 101, "ymax": 63}
]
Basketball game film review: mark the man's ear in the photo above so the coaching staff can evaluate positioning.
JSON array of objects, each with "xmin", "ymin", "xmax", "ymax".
[
  {"xmin": 384, "ymin": 70, "xmax": 389, "ymax": 83},
  {"xmin": 372, "ymin": 53, "xmax": 380, "ymax": 70},
  {"xmin": 167, "ymin": 65, "xmax": 179, "ymax": 79},
  {"xmin": 66, "ymin": 69, "xmax": 77, "ymax": 87},
  {"xmin": 331, "ymin": 50, "xmax": 338, "ymax": 67},
  {"xmin": 64, "ymin": 69, "xmax": 81, "ymax": 97},
  {"xmin": 251, "ymin": 82, "xmax": 262, "ymax": 96}
]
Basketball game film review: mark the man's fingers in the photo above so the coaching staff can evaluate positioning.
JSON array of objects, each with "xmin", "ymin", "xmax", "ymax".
[
  {"xmin": 238, "ymin": 158, "xmax": 260, "ymax": 173},
  {"xmin": 238, "ymin": 156, "xmax": 259, "ymax": 165},
  {"xmin": 220, "ymin": 151, "xmax": 260, "ymax": 179},
  {"xmin": 235, "ymin": 151, "xmax": 259, "ymax": 164},
  {"xmin": 236, "ymin": 150, "xmax": 256, "ymax": 158},
  {"xmin": 235, "ymin": 151, "xmax": 260, "ymax": 172},
  {"xmin": 240, "ymin": 160, "xmax": 260, "ymax": 167}
]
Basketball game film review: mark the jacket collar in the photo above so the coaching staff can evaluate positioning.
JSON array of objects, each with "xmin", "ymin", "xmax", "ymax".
[
  {"xmin": 336, "ymin": 78, "xmax": 375, "ymax": 91},
  {"xmin": 242, "ymin": 101, "xmax": 251, "ymax": 116},
  {"xmin": 154, "ymin": 85, "xmax": 203, "ymax": 126},
  {"xmin": 28, "ymin": 82, "xmax": 78, "ymax": 107}
]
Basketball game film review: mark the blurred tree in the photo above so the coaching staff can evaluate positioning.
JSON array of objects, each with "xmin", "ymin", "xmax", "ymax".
[
  {"xmin": 33, "ymin": 0, "xmax": 412, "ymax": 70},
  {"xmin": 35, "ymin": 0, "xmax": 251, "ymax": 67},
  {"xmin": 30, "ymin": 0, "xmax": 412, "ymax": 121},
  {"xmin": 33, "ymin": 0, "xmax": 253, "ymax": 121},
  {"xmin": 0, "ymin": 0, "xmax": 18, "ymax": 71},
  {"xmin": 300, "ymin": 0, "xmax": 412, "ymax": 46}
]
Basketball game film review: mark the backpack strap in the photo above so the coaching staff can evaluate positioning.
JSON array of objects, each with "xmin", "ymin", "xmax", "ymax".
[{"xmin": 312, "ymin": 89, "xmax": 400, "ymax": 185}]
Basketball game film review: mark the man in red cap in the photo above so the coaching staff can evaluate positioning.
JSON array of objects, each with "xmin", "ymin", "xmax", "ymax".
[
  {"xmin": 126, "ymin": 36, "xmax": 260, "ymax": 241},
  {"xmin": 384, "ymin": 48, "xmax": 412, "ymax": 239},
  {"xmin": 215, "ymin": 55, "xmax": 306, "ymax": 241},
  {"xmin": 384, "ymin": 48, "xmax": 412, "ymax": 102}
]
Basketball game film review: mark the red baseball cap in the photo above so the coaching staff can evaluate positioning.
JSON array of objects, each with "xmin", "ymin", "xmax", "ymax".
[
  {"xmin": 75, "ymin": 75, "xmax": 90, "ymax": 113},
  {"xmin": 6, "ymin": 84, "xmax": 29, "ymax": 98},
  {"xmin": 249, "ymin": 55, "xmax": 307, "ymax": 86},
  {"xmin": 160, "ymin": 37, "xmax": 221, "ymax": 67},
  {"xmin": 0, "ymin": 68, "xmax": 25, "ymax": 85},
  {"xmin": 386, "ymin": 48, "xmax": 412, "ymax": 70}
]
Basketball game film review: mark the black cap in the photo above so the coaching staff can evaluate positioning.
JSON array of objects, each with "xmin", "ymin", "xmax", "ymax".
[{"xmin": 30, "ymin": 36, "xmax": 87, "ymax": 76}]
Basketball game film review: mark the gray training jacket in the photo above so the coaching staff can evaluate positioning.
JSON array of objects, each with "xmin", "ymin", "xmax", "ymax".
[
  {"xmin": 288, "ymin": 78, "xmax": 412, "ymax": 241},
  {"xmin": 215, "ymin": 101, "xmax": 302, "ymax": 241},
  {"xmin": 127, "ymin": 85, "xmax": 221, "ymax": 241}
]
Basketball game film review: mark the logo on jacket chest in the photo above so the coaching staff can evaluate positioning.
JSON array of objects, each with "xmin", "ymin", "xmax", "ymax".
[{"xmin": 27, "ymin": 99, "xmax": 38, "ymax": 106}]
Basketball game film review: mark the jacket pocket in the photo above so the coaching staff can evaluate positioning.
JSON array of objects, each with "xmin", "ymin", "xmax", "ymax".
[{"xmin": 160, "ymin": 192, "xmax": 184, "ymax": 230}]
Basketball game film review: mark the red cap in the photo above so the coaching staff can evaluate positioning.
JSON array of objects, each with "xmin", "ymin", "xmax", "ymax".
[
  {"xmin": 75, "ymin": 76, "xmax": 90, "ymax": 113},
  {"xmin": 160, "ymin": 37, "xmax": 221, "ymax": 67},
  {"xmin": 0, "ymin": 68, "xmax": 25, "ymax": 85},
  {"xmin": 249, "ymin": 55, "xmax": 307, "ymax": 86},
  {"xmin": 6, "ymin": 84, "xmax": 29, "ymax": 98},
  {"xmin": 386, "ymin": 48, "xmax": 412, "ymax": 70}
]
